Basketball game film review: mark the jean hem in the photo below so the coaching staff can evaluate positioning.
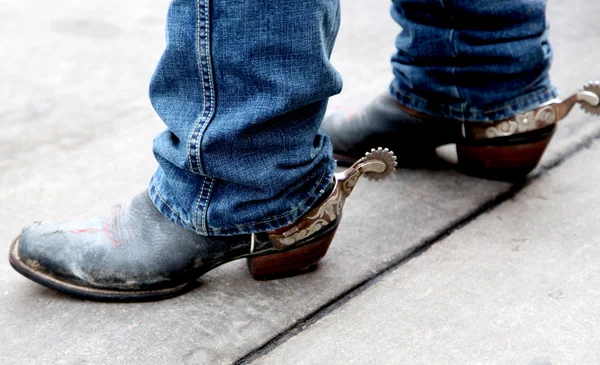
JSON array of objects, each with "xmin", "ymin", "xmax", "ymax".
[
  {"xmin": 148, "ymin": 161, "xmax": 336, "ymax": 236},
  {"xmin": 206, "ymin": 162, "xmax": 335, "ymax": 236},
  {"xmin": 390, "ymin": 81, "xmax": 560, "ymax": 123},
  {"xmin": 148, "ymin": 173, "xmax": 196, "ymax": 233}
]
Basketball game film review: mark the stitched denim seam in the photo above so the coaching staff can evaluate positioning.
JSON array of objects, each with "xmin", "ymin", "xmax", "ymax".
[
  {"xmin": 208, "ymin": 171, "xmax": 329, "ymax": 232},
  {"xmin": 187, "ymin": 0, "xmax": 208, "ymax": 175},
  {"xmin": 186, "ymin": 0, "xmax": 216, "ymax": 233},
  {"xmin": 202, "ymin": 179, "xmax": 215, "ymax": 234},
  {"xmin": 195, "ymin": 0, "xmax": 216, "ymax": 174},
  {"xmin": 193, "ymin": 177, "xmax": 209, "ymax": 235},
  {"xmin": 187, "ymin": 0, "xmax": 216, "ymax": 177},
  {"xmin": 195, "ymin": 0, "xmax": 217, "ymax": 233}
]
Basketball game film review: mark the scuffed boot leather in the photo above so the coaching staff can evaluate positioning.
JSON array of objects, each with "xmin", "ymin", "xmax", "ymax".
[
  {"xmin": 322, "ymin": 92, "xmax": 462, "ymax": 166},
  {"xmin": 9, "ymin": 189, "xmax": 337, "ymax": 301},
  {"xmin": 9, "ymin": 148, "xmax": 398, "ymax": 301}
]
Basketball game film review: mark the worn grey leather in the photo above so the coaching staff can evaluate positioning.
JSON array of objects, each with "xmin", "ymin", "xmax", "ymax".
[
  {"xmin": 16, "ymin": 191, "xmax": 257, "ymax": 291},
  {"xmin": 13, "ymin": 177, "xmax": 337, "ymax": 299},
  {"xmin": 322, "ymin": 92, "xmax": 462, "ymax": 164}
]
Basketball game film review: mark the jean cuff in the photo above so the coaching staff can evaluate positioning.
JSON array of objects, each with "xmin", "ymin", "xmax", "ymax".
[
  {"xmin": 390, "ymin": 81, "xmax": 560, "ymax": 123},
  {"xmin": 147, "ymin": 159, "xmax": 336, "ymax": 236}
]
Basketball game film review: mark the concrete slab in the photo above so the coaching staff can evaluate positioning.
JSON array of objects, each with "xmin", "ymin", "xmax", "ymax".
[
  {"xmin": 1, "ymin": 0, "xmax": 599, "ymax": 364},
  {"xmin": 251, "ymin": 137, "xmax": 600, "ymax": 365}
]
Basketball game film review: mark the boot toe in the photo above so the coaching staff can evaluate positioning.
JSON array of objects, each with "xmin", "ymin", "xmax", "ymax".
[{"xmin": 11, "ymin": 221, "xmax": 111, "ymax": 287}]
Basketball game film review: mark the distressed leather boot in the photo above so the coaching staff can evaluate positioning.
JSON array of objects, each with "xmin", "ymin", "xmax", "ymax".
[
  {"xmin": 323, "ymin": 82, "xmax": 600, "ymax": 180},
  {"xmin": 322, "ymin": 92, "xmax": 462, "ymax": 167},
  {"xmin": 9, "ymin": 150, "xmax": 396, "ymax": 301}
]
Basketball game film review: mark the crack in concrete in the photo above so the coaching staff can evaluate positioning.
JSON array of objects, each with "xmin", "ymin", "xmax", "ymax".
[{"xmin": 235, "ymin": 126, "xmax": 600, "ymax": 365}]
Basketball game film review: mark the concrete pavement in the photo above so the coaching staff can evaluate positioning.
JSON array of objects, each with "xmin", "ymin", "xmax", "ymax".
[
  {"xmin": 1, "ymin": 0, "xmax": 600, "ymax": 364},
  {"xmin": 251, "ymin": 135, "xmax": 600, "ymax": 365}
]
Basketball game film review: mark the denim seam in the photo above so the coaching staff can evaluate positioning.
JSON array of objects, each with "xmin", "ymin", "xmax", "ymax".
[
  {"xmin": 207, "ymin": 170, "xmax": 329, "ymax": 233},
  {"xmin": 187, "ymin": 0, "xmax": 216, "ymax": 233},
  {"xmin": 192, "ymin": 178, "xmax": 209, "ymax": 234},
  {"xmin": 187, "ymin": 0, "xmax": 208, "ymax": 176},
  {"xmin": 196, "ymin": 0, "xmax": 217, "ymax": 234},
  {"xmin": 202, "ymin": 179, "xmax": 215, "ymax": 233},
  {"xmin": 195, "ymin": 0, "xmax": 217, "ymax": 174}
]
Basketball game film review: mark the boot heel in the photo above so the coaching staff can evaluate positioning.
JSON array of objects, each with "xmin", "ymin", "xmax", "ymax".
[
  {"xmin": 248, "ymin": 147, "xmax": 397, "ymax": 280},
  {"xmin": 247, "ymin": 229, "xmax": 337, "ymax": 280},
  {"xmin": 457, "ymin": 125, "xmax": 555, "ymax": 181}
]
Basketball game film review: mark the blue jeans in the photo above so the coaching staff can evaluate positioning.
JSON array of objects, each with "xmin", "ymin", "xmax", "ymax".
[
  {"xmin": 148, "ymin": 0, "xmax": 554, "ymax": 236},
  {"xmin": 390, "ymin": 0, "xmax": 557, "ymax": 122},
  {"xmin": 149, "ymin": 0, "xmax": 341, "ymax": 236}
]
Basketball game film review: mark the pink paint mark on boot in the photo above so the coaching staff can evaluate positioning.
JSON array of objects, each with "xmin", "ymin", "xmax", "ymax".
[
  {"xmin": 69, "ymin": 228, "xmax": 104, "ymax": 234},
  {"xmin": 68, "ymin": 210, "xmax": 121, "ymax": 249}
]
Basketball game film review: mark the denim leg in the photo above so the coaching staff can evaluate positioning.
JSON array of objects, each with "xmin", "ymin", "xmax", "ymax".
[
  {"xmin": 148, "ymin": 0, "xmax": 342, "ymax": 236},
  {"xmin": 390, "ymin": 0, "xmax": 558, "ymax": 122}
]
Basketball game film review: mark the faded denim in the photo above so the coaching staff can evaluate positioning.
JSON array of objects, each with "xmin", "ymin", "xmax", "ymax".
[
  {"xmin": 390, "ymin": 0, "xmax": 558, "ymax": 122},
  {"xmin": 148, "ymin": 0, "xmax": 341, "ymax": 236}
]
